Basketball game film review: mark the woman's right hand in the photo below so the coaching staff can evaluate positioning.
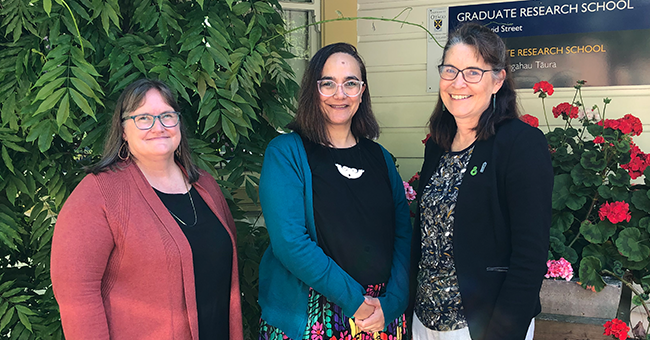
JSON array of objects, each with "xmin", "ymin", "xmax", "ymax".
[{"xmin": 353, "ymin": 299, "xmax": 375, "ymax": 320}]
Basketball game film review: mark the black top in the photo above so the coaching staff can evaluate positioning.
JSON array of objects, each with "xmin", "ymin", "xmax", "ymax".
[
  {"xmin": 154, "ymin": 186, "xmax": 232, "ymax": 340},
  {"xmin": 409, "ymin": 119, "xmax": 553, "ymax": 340},
  {"xmin": 303, "ymin": 136, "xmax": 395, "ymax": 286}
]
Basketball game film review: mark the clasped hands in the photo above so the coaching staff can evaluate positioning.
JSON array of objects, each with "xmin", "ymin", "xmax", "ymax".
[{"xmin": 353, "ymin": 296, "xmax": 385, "ymax": 334}]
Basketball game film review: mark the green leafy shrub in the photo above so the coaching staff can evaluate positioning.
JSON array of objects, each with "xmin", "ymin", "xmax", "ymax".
[{"xmin": 0, "ymin": 0, "xmax": 298, "ymax": 339}]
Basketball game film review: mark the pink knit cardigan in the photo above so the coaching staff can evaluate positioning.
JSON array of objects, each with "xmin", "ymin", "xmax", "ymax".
[{"xmin": 51, "ymin": 162, "xmax": 243, "ymax": 340}]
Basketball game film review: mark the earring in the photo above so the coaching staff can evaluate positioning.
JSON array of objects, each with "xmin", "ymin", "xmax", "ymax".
[
  {"xmin": 118, "ymin": 142, "xmax": 130, "ymax": 161},
  {"xmin": 442, "ymin": 104, "xmax": 447, "ymax": 112},
  {"xmin": 175, "ymin": 146, "xmax": 181, "ymax": 157},
  {"xmin": 492, "ymin": 93, "xmax": 497, "ymax": 113}
]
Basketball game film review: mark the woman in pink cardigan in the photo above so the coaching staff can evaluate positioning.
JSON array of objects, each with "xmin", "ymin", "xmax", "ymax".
[{"xmin": 51, "ymin": 79, "xmax": 243, "ymax": 340}]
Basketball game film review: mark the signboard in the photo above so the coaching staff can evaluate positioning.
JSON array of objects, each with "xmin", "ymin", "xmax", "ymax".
[{"xmin": 426, "ymin": 0, "xmax": 650, "ymax": 91}]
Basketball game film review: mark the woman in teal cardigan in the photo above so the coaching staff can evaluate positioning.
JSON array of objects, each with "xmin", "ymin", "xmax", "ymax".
[{"xmin": 258, "ymin": 43, "xmax": 412, "ymax": 340}]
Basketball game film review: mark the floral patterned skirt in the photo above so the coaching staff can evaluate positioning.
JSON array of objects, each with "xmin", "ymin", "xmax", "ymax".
[{"xmin": 259, "ymin": 283, "xmax": 406, "ymax": 340}]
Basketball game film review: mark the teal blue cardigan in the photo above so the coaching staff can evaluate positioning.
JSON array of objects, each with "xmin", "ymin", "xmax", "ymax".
[{"xmin": 258, "ymin": 133, "xmax": 412, "ymax": 340}]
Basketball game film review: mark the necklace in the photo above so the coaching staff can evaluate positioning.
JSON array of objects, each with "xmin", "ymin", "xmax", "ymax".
[{"xmin": 168, "ymin": 184, "xmax": 197, "ymax": 227}]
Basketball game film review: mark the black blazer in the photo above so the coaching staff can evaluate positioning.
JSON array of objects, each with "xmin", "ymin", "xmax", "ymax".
[{"xmin": 409, "ymin": 118, "xmax": 553, "ymax": 340}]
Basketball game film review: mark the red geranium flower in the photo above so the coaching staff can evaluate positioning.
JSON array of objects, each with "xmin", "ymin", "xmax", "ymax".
[
  {"xmin": 598, "ymin": 201, "xmax": 631, "ymax": 224},
  {"xmin": 593, "ymin": 136, "xmax": 605, "ymax": 144},
  {"xmin": 533, "ymin": 81, "xmax": 554, "ymax": 96},
  {"xmin": 603, "ymin": 318, "xmax": 630, "ymax": 340},
  {"xmin": 597, "ymin": 114, "xmax": 643, "ymax": 136},
  {"xmin": 621, "ymin": 141, "xmax": 650, "ymax": 179},
  {"xmin": 552, "ymin": 102, "xmax": 579, "ymax": 119},
  {"xmin": 520, "ymin": 114, "xmax": 539, "ymax": 128}
]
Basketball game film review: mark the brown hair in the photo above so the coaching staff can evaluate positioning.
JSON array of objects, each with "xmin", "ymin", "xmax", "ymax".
[
  {"xmin": 428, "ymin": 23, "xmax": 519, "ymax": 151},
  {"xmin": 287, "ymin": 42, "xmax": 380, "ymax": 145},
  {"xmin": 87, "ymin": 79, "xmax": 200, "ymax": 183}
]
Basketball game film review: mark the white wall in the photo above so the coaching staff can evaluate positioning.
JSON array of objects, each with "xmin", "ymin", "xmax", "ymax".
[{"xmin": 357, "ymin": 0, "xmax": 650, "ymax": 180}]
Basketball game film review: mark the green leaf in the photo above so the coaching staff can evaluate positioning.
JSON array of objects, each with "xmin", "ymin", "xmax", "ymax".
[
  {"xmin": 200, "ymin": 50, "xmax": 215, "ymax": 75},
  {"xmin": 56, "ymin": 93, "xmax": 70, "ymax": 127},
  {"xmin": 37, "ymin": 123, "xmax": 54, "ymax": 153},
  {"xmin": 70, "ymin": 77, "xmax": 97, "ymax": 99},
  {"xmin": 253, "ymin": 1, "xmax": 275, "ymax": 13},
  {"xmin": 14, "ymin": 305, "xmax": 36, "ymax": 316},
  {"xmin": 245, "ymin": 177, "xmax": 258, "ymax": 204},
  {"xmin": 33, "ymin": 77, "xmax": 66, "ymax": 103},
  {"xmin": 232, "ymin": 2, "xmax": 251, "ymax": 15},
  {"xmin": 578, "ymin": 256, "xmax": 606, "ymax": 292},
  {"xmin": 580, "ymin": 220, "xmax": 615, "ymax": 244},
  {"xmin": 1, "ymin": 142, "xmax": 27, "ymax": 153},
  {"xmin": 44, "ymin": 0, "xmax": 52, "ymax": 16},
  {"xmin": 1, "ymin": 146, "xmax": 14, "ymax": 174},
  {"xmin": 551, "ymin": 211, "xmax": 574, "ymax": 232},
  {"xmin": 0, "ymin": 307, "xmax": 14, "ymax": 332},
  {"xmin": 69, "ymin": 88, "xmax": 95, "ymax": 118},
  {"xmin": 33, "ymin": 65, "xmax": 67, "ymax": 88},
  {"xmin": 222, "ymin": 117, "xmax": 238, "ymax": 144},
  {"xmin": 632, "ymin": 190, "xmax": 650, "ymax": 213},
  {"xmin": 616, "ymin": 227, "xmax": 650, "ymax": 262},
  {"xmin": 16, "ymin": 307, "xmax": 32, "ymax": 332},
  {"xmin": 571, "ymin": 163, "xmax": 601, "ymax": 187},
  {"xmin": 580, "ymin": 150, "xmax": 607, "ymax": 171},
  {"xmin": 34, "ymin": 87, "xmax": 67, "ymax": 115},
  {"xmin": 640, "ymin": 217, "xmax": 650, "ymax": 234}
]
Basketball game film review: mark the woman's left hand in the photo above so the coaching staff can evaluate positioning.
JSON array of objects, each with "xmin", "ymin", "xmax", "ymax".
[{"xmin": 355, "ymin": 296, "xmax": 385, "ymax": 333}]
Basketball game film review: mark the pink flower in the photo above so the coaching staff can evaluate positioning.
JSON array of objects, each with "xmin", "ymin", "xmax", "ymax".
[
  {"xmin": 593, "ymin": 136, "xmax": 605, "ymax": 144},
  {"xmin": 598, "ymin": 201, "xmax": 631, "ymax": 224},
  {"xmin": 603, "ymin": 318, "xmax": 630, "ymax": 340},
  {"xmin": 520, "ymin": 114, "xmax": 539, "ymax": 128},
  {"xmin": 310, "ymin": 321, "xmax": 324, "ymax": 340},
  {"xmin": 403, "ymin": 181, "xmax": 416, "ymax": 201},
  {"xmin": 545, "ymin": 258, "xmax": 573, "ymax": 281}
]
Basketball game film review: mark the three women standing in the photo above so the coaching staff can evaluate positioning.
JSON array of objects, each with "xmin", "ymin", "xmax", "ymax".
[
  {"xmin": 51, "ymin": 79, "xmax": 243, "ymax": 340},
  {"xmin": 258, "ymin": 43, "xmax": 412, "ymax": 340},
  {"xmin": 410, "ymin": 23, "xmax": 553, "ymax": 340}
]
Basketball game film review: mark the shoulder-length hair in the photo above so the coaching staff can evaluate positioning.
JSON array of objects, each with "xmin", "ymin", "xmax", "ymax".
[
  {"xmin": 287, "ymin": 42, "xmax": 380, "ymax": 145},
  {"xmin": 87, "ymin": 79, "xmax": 201, "ymax": 183},
  {"xmin": 428, "ymin": 23, "xmax": 519, "ymax": 151}
]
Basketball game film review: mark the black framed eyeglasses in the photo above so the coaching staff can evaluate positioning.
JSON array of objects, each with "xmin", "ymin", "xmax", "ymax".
[
  {"xmin": 122, "ymin": 112, "xmax": 181, "ymax": 130},
  {"xmin": 438, "ymin": 64, "xmax": 501, "ymax": 83},
  {"xmin": 317, "ymin": 79, "xmax": 365, "ymax": 97}
]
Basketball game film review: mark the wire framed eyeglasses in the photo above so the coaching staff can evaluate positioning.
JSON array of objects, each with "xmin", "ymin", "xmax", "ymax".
[
  {"xmin": 317, "ymin": 79, "xmax": 365, "ymax": 97},
  {"xmin": 122, "ymin": 112, "xmax": 181, "ymax": 130},
  {"xmin": 438, "ymin": 64, "xmax": 501, "ymax": 83}
]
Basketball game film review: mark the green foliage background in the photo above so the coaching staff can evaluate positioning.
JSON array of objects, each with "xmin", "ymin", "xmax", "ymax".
[{"xmin": 0, "ymin": 0, "xmax": 298, "ymax": 338}]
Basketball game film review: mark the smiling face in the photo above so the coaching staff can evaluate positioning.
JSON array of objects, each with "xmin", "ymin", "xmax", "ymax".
[
  {"xmin": 319, "ymin": 52, "xmax": 365, "ymax": 131},
  {"xmin": 439, "ymin": 43, "xmax": 505, "ymax": 126},
  {"xmin": 122, "ymin": 89, "xmax": 181, "ymax": 163}
]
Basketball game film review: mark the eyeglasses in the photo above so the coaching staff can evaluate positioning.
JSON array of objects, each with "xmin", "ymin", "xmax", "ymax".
[
  {"xmin": 438, "ymin": 65, "xmax": 501, "ymax": 83},
  {"xmin": 122, "ymin": 112, "xmax": 181, "ymax": 130},
  {"xmin": 317, "ymin": 79, "xmax": 365, "ymax": 97}
]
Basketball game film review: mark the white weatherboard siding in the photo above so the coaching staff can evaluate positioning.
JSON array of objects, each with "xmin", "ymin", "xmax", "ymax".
[{"xmin": 357, "ymin": 0, "xmax": 650, "ymax": 181}]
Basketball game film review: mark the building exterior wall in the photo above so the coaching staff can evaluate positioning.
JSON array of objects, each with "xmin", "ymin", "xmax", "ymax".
[
  {"xmin": 322, "ymin": 0, "xmax": 358, "ymax": 46},
  {"xmin": 356, "ymin": 0, "xmax": 650, "ymax": 180}
]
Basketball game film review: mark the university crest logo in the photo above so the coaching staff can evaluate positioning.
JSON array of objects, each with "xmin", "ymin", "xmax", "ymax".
[{"xmin": 434, "ymin": 19, "xmax": 443, "ymax": 30}]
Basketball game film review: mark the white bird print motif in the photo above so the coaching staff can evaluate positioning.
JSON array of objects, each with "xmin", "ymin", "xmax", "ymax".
[{"xmin": 335, "ymin": 163, "xmax": 364, "ymax": 179}]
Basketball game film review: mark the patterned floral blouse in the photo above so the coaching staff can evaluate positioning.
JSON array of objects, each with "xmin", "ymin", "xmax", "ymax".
[{"xmin": 415, "ymin": 144, "xmax": 474, "ymax": 331}]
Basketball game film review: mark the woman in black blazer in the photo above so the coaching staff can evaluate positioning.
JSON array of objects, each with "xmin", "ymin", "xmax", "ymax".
[{"xmin": 410, "ymin": 23, "xmax": 553, "ymax": 340}]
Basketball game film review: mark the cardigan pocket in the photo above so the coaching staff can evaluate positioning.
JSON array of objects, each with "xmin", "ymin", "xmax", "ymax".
[{"xmin": 486, "ymin": 266, "xmax": 509, "ymax": 272}]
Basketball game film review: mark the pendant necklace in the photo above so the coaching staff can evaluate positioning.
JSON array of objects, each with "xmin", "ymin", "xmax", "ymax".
[{"xmin": 168, "ymin": 183, "xmax": 197, "ymax": 227}]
